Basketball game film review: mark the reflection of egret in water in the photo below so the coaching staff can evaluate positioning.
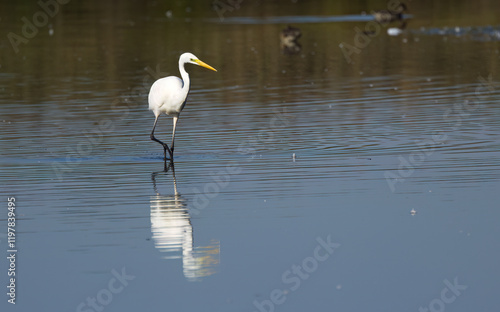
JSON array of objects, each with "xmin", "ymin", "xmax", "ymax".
[{"xmin": 150, "ymin": 164, "xmax": 219, "ymax": 281}]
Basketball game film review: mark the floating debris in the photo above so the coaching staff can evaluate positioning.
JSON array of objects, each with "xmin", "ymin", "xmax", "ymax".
[{"xmin": 387, "ymin": 27, "xmax": 403, "ymax": 36}]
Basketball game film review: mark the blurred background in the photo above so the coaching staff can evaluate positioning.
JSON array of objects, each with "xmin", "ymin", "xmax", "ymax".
[{"xmin": 1, "ymin": 1, "xmax": 499, "ymax": 312}]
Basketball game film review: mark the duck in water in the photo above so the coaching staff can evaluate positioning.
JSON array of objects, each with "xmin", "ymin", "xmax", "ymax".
[
  {"xmin": 372, "ymin": 2, "xmax": 407, "ymax": 24},
  {"xmin": 280, "ymin": 25, "xmax": 302, "ymax": 54}
]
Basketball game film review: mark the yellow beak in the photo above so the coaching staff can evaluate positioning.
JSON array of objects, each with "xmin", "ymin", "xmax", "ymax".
[{"xmin": 194, "ymin": 59, "xmax": 217, "ymax": 72}]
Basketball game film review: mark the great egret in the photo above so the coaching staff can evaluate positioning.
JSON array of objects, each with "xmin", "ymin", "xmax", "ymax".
[{"xmin": 149, "ymin": 52, "xmax": 217, "ymax": 162}]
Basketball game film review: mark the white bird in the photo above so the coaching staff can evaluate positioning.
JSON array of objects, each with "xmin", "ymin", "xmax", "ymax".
[{"xmin": 149, "ymin": 52, "xmax": 217, "ymax": 162}]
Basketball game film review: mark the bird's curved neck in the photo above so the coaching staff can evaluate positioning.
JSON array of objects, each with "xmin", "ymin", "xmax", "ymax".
[{"xmin": 179, "ymin": 60, "xmax": 190, "ymax": 92}]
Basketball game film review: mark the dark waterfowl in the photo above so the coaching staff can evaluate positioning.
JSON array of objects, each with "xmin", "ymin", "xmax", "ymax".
[
  {"xmin": 280, "ymin": 25, "xmax": 302, "ymax": 54},
  {"xmin": 280, "ymin": 25, "xmax": 301, "ymax": 45},
  {"xmin": 373, "ymin": 2, "xmax": 407, "ymax": 23}
]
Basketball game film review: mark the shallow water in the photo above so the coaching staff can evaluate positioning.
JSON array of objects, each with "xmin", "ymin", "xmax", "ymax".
[{"xmin": 1, "ymin": 1, "xmax": 500, "ymax": 311}]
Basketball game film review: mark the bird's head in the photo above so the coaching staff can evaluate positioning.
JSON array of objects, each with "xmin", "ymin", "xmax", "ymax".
[{"xmin": 180, "ymin": 52, "xmax": 217, "ymax": 72}]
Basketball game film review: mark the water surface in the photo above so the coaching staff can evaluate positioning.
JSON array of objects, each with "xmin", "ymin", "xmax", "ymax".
[{"xmin": 0, "ymin": 1, "xmax": 499, "ymax": 311}]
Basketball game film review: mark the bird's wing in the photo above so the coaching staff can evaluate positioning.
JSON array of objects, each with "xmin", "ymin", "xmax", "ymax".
[{"xmin": 148, "ymin": 76, "xmax": 185, "ymax": 114}]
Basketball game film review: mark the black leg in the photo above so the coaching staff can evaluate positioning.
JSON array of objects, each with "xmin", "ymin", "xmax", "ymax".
[{"xmin": 150, "ymin": 115, "xmax": 172, "ymax": 161}]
